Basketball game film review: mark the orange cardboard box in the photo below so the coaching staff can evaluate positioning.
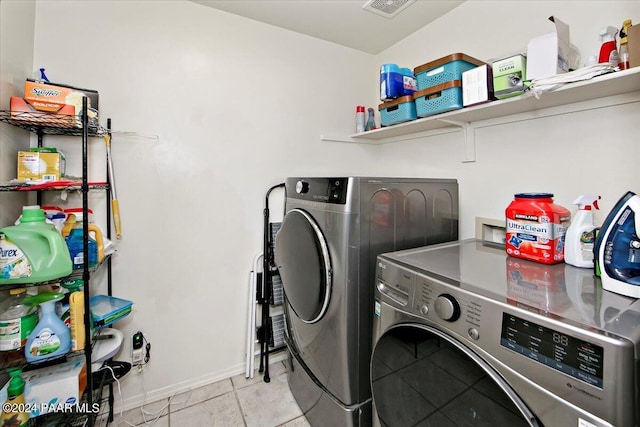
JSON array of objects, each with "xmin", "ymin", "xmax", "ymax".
[
  {"xmin": 10, "ymin": 96, "xmax": 76, "ymax": 128},
  {"xmin": 22, "ymin": 79, "xmax": 99, "ymax": 127}
]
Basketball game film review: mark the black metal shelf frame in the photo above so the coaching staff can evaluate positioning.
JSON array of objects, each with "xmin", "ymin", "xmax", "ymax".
[{"xmin": 0, "ymin": 100, "xmax": 116, "ymax": 426}]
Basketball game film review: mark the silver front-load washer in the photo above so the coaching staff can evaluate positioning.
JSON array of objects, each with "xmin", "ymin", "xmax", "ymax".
[
  {"xmin": 274, "ymin": 177, "xmax": 459, "ymax": 426},
  {"xmin": 372, "ymin": 239, "xmax": 640, "ymax": 427}
]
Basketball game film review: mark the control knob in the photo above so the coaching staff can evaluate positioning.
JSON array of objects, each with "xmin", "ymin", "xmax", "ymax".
[
  {"xmin": 296, "ymin": 180, "xmax": 309, "ymax": 194},
  {"xmin": 434, "ymin": 293, "xmax": 460, "ymax": 322}
]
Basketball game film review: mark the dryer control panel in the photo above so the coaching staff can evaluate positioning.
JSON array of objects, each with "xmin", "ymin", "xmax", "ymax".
[{"xmin": 287, "ymin": 177, "xmax": 348, "ymax": 204}]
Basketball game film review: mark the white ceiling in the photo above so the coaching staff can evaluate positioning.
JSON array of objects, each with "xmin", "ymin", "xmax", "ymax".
[{"xmin": 190, "ymin": 0, "xmax": 465, "ymax": 54}]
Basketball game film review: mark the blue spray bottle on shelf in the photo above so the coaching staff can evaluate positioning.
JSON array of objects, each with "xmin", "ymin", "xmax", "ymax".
[{"xmin": 365, "ymin": 107, "xmax": 377, "ymax": 131}]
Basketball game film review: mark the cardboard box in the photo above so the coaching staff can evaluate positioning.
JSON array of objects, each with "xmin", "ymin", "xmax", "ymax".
[
  {"xmin": 628, "ymin": 24, "xmax": 640, "ymax": 68},
  {"xmin": 0, "ymin": 356, "xmax": 87, "ymax": 418},
  {"xmin": 17, "ymin": 148, "xmax": 66, "ymax": 181},
  {"xmin": 492, "ymin": 54, "xmax": 527, "ymax": 99},
  {"xmin": 462, "ymin": 64, "xmax": 494, "ymax": 107},
  {"xmin": 21, "ymin": 79, "xmax": 99, "ymax": 128},
  {"xmin": 10, "ymin": 96, "xmax": 77, "ymax": 128},
  {"xmin": 526, "ymin": 16, "xmax": 570, "ymax": 80}
]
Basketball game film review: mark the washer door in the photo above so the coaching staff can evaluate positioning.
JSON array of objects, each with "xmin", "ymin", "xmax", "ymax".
[
  {"xmin": 275, "ymin": 208, "xmax": 332, "ymax": 324},
  {"xmin": 371, "ymin": 325, "xmax": 540, "ymax": 427}
]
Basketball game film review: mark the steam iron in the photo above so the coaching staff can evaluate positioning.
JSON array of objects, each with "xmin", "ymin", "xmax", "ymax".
[{"xmin": 595, "ymin": 191, "xmax": 640, "ymax": 298}]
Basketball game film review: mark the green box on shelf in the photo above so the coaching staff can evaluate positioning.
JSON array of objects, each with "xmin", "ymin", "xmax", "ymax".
[{"xmin": 492, "ymin": 54, "xmax": 528, "ymax": 99}]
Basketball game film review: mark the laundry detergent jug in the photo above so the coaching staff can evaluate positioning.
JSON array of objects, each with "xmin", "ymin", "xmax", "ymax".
[
  {"xmin": 0, "ymin": 207, "xmax": 72, "ymax": 284},
  {"xmin": 62, "ymin": 208, "xmax": 104, "ymax": 270}
]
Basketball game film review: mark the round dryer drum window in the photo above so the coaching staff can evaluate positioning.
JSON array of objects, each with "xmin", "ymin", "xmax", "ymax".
[
  {"xmin": 371, "ymin": 326, "xmax": 539, "ymax": 426},
  {"xmin": 275, "ymin": 209, "xmax": 331, "ymax": 323}
]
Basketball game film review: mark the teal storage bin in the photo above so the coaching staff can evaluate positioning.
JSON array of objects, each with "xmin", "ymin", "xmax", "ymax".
[
  {"xmin": 413, "ymin": 80, "xmax": 463, "ymax": 118},
  {"xmin": 414, "ymin": 53, "xmax": 485, "ymax": 91},
  {"xmin": 378, "ymin": 95, "xmax": 417, "ymax": 127}
]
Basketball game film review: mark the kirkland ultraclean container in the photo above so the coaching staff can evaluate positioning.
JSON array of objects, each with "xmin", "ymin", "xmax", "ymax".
[
  {"xmin": 378, "ymin": 95, "xmax": 417, "ymax": 126},
  {"xmin": 505, "ymin": 193, "xmax": 571, "ymax": 265},
  {"xmin": 414, "ymin": 53, "xmax": 485, "ymax": 91}
]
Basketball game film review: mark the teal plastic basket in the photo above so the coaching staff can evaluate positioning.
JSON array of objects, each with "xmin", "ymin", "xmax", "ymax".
[
  {"xmin": 379, "ymin": 95, "xmax": 417, "ymax": 127},
  {"xmin": 413, "ymin": 80, "xmax": 463, "ymax": 118},
  {"xmin": 414, "ymin": 53, "xmax": 484, "ymax": 91}
]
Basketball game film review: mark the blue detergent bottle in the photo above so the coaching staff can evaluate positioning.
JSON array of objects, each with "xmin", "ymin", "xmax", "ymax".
[
  {"xmin": 63, "ymin": 210, "xmax": 104, "ymax": 270},
  {"xmin": 24, "ymin": 292, "xmax": 71, "ymax": 362}
]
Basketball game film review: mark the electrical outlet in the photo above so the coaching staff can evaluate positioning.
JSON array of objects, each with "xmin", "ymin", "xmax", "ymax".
[{"xmin": 132, "ymin": 331, "xmax": 144, "ymax": 366}]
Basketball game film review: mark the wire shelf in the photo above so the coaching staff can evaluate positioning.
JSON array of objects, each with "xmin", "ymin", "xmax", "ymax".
[
  {"xmin": 0, "ymin": 322, "xmax": 108, "ymax": 372},
  {"xmin": 0, "ymin": 110, "xmax": 106, "ymax": 136},
  {"xmin": 26, "ymin": 368, "xmax": 112, "ymax": 426},
  {"xmin": 0, "ymin": 183, "xmax": 109, "ymax": 192}
]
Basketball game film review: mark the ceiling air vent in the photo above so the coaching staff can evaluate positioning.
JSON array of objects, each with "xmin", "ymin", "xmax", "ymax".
[{"xmin": 362, "ymin": 0, "xmax": 416, "ymax": 19}]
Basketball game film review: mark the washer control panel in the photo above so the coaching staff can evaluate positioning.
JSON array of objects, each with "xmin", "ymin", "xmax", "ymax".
[{"xmin": 377, "ymin": 261, "xmax": 486, "ymax": 340}]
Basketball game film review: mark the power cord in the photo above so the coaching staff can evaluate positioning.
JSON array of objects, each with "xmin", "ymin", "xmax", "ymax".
[{"xmin": 142, "ymin": 334, "xmax": 151, "ymax": 365}]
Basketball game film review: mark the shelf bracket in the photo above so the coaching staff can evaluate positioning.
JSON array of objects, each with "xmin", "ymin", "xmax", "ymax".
[{"xmin": 436, "ymin": 119, "xmax": 476, "ymax": 163}]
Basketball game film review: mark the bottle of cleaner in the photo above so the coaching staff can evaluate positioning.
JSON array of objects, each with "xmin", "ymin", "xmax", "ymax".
[
  {"xmin": 565, "ymin": 195, "xmax": 601, "ymax": 268},
  {"xmin": 0, "ymin": 288, "xmax": 38, "ymax": 352},
  {"xmin": 0, "ymin": 368, "xmax": 28, "ymax": 427},
  {"xmin": 69, "ymin": 291, "xmax": 85, "ymax": 351},
  {"xmin": 598, "ymin": 26, "xmax": 620, "ymax": 67},
  {"xmin": 365, "ymin": 107, "xmax": 377, "ymax": 131},
  {"xmin": 0, "ymin": 207, "xmax": 72, "ymax": 285},
  {"xmin": 24, "ymin": 292, "xmax": 71, "ymax": 363},
  {"xmin": 355, "ymin": 105, "xmax": 365, "ymax": 134},
  {"xmin": 618, "ymin": 19, "xmax": 633, "ymax": 70}
]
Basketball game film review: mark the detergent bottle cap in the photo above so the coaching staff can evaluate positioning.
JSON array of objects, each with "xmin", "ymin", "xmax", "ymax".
[
  {"xmin": 573, "ymin": 195, "xmax": 601, "ymax": 210},
  {"xmin": 19, "ymin": 207, "xmax": 46, "ymax": 223},
  {"xmin": 7, "ymin": 368, "xmax": 25, "ymax": 395},
  {"xmin": 600, "ymin": 26, "xmax": 618, "ymax": 41}
]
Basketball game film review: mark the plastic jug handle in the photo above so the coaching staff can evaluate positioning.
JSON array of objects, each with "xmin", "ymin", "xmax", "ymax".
[
  {"xmin": 61, "ymin": 216, "xmax": 76, "ymax": 238},
  {"xmin": 88, "ymin": 225, "xmax": 105, "ymax": 262}
]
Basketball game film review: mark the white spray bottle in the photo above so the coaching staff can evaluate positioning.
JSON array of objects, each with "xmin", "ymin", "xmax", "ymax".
[{"xmin": 565, "ymin": 195, "xmax": 601, "ymax": 268}]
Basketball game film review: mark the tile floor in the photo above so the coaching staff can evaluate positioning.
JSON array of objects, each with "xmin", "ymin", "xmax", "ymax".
[{"xmin": 113, "ymin": 360, "xmax": 310, "ymax": 427}]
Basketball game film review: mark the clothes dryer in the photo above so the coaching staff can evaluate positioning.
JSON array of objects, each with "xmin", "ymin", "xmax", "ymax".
[
  {"xmin": 372, "ymin": 239, "xmax": 640, "ymax": 427},
  {"xmin": 275, "ymin": 177, "xmax": 458, "ymax": 427}
]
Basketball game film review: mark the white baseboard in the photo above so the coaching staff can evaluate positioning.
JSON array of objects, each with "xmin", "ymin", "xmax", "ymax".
[{"xmin": 114, "ymin": 352, "xmax": 288, "ymax": 413}]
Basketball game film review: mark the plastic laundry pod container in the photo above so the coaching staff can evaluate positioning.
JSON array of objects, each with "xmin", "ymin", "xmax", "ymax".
[{"xmin": 505, "ymin": 193, "xmax": 571, "ymax": 264}]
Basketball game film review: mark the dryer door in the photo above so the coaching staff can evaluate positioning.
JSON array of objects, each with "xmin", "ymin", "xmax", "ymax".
[
  {"xmin": 275, "ymin": 208, "xmax": 332, "ymax": 324},
  {"xmin": 371, "ymin": 324, "xmax": 540, "ymax": 427}
]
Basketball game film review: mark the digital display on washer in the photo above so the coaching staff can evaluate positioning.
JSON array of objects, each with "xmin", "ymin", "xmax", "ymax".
[{"xmin": 500, "ymin": 313, "xmax": 604, "ymax": 388}]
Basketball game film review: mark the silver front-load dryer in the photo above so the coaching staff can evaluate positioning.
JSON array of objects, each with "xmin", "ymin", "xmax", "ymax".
[
  {"xmin": 275, "ymin": 177, "xmax": 459, "ymax": 427},
  {"xmin": 372, "ymin": 239, "xmax": 640, "ymax": 427}
]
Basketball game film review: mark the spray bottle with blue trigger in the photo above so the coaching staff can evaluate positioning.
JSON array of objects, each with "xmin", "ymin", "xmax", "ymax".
[{"xmin": 564, "ymin": 195, "xmax": 601, "ymax": 268}]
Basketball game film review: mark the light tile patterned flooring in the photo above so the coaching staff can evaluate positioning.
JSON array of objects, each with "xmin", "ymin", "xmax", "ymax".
[{"xmin": 114, "ymin": 361, "xmax": 310, "ymax": 427}]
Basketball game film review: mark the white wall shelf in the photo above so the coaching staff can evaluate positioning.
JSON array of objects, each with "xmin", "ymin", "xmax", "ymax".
[{"xmin": 321, "ymin": 67, "xmax": 640, "ymax": 162}]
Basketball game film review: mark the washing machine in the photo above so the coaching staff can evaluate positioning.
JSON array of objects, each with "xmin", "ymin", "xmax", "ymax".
[
  {"xmin": 372, "ymin": 239, "xmax": 640, "ymax": 427},
  {"xmin": 274, "ymin": 177, "xmax": 458, "ymax": 427}
]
